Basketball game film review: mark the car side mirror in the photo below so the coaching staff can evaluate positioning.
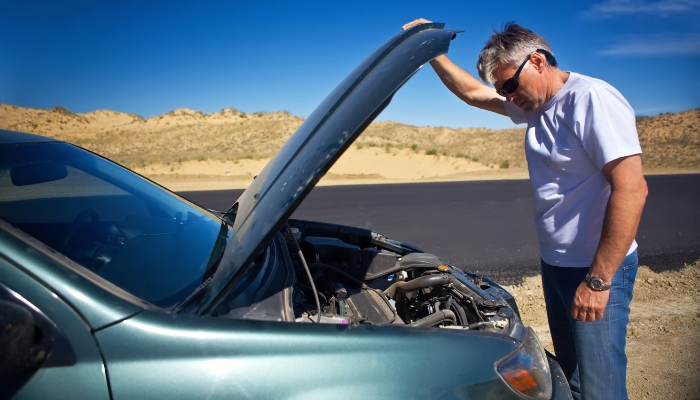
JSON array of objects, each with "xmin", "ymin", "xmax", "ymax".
[
  {"xmin": 11, "ymin": 161, "xmax": 68, "ymax": 186},
  {"xmin": 0, "ymin": 300, "xmax": 52, "ymax": 378}
]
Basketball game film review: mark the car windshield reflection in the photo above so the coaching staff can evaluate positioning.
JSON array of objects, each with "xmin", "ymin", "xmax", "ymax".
[{"xmin": 0, "ymin": 142, "xmax": 229, "ymax": 308}]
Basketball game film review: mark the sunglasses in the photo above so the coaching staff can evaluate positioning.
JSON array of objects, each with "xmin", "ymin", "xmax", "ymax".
[{"xmin": 496, "ymin": 49, "xmax": 557, "ymax": 97}]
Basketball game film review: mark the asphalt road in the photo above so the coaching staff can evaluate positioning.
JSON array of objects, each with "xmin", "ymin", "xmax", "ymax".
[{"xmin": 179, "ymin": 174, "xmax": 700, "ymax": 283}]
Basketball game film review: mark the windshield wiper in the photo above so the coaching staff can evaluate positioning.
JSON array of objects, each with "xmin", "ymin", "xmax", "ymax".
[
  {"xmin": 222, "ymin": 203, "xmax": 237, "ymax": 227},
  {"xmin": 202, "ymin": 220, "xmax": 230, "ymax": 278},
  {"xmin": 171, "ymin": 275, "xmax": 215, "ymax": 313}
]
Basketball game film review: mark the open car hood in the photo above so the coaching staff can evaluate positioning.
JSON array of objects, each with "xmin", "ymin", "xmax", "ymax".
[{"xmin": 198, "ymin": 23, "xmax": 459, "ymax": 314}]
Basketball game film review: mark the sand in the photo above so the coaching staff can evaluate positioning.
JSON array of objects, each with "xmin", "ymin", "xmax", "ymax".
[
  {"xmin": 133, "ymin": 146, "xmax": 532, "ymax": 191},
  {"xmin": 133, "ymin": 145, "xmax": 699, "ymax": 192}
]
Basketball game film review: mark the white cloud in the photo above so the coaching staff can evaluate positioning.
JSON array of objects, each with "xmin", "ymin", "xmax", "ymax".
[
  {"xmin": 584, "ymin": 0, "xmax": 700, "ymax": 18},
  {"xmin": 599, "ymin": 32, "xmax": 700, "ymax": 55}
]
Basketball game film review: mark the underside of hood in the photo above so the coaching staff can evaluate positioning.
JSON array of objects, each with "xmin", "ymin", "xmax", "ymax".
[{"xmin": 198, "ymin": 23, "xmax": 459, "ymax": 314}]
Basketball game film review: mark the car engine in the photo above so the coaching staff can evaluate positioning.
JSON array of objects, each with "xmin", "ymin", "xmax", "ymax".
[{"xmin": 284, "ymin": 222, "xmax": 520, "ymax": 333}]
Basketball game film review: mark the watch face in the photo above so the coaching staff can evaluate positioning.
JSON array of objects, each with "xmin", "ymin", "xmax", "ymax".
[{"xmin": 586, "ymin": 274, "xmax": 609, "ymax": 291}]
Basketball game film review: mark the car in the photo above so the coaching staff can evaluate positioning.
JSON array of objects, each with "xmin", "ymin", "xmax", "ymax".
[{"xmin": 0, "ymin": 23, "xmax": 572, "ymax": 399}]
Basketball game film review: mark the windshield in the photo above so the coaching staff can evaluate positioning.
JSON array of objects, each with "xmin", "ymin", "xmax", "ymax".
[{"xmin": 0, "ymin": 141, "xmax": 229, "ymax": 308}]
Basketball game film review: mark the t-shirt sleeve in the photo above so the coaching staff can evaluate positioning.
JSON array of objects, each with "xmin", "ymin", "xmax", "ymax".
[
  {"xmin": 503, "ymin": 100, "xmax": 529, "ymax": 125},
  {"xmin": 574, "ymin": 84, "xmax": 642, "ymax": 170}
]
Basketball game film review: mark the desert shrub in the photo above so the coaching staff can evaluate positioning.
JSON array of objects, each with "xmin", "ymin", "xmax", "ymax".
[
  {"xmin": 500, "ymin": 160, "xmax": 510, "ymax": 169},
  {"xmin": 52, "ymin": 106, "xmax": 73, "ymax": 116},
  {"xmin": 426, "ymin": 148, "xmax": 438, "ymax": 156},
  {"xmin": 411, "ymin": 143, "xmax": 419, "ymax": 152}
]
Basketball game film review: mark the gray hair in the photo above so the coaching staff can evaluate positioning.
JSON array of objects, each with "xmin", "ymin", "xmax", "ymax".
[{"xmin": 476, "ymin": 22, "xmax": 555, "ymax": 85}]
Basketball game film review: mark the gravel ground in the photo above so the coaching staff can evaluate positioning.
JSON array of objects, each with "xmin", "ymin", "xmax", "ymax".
[{"xmin": 501, "ymin": 259, "xmax": 700, "ymax": 400}]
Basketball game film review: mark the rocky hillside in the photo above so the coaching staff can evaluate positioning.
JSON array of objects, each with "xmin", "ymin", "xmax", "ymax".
[
  {"xmin": 636, "ymin": 110, "xmax": 700, "ymax": 169},
  {"xmin": 1, "ymin": 104, "xmax": 697, "ymax": 170}
]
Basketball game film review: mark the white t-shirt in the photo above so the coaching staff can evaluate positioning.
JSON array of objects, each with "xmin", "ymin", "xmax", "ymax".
[{"xmin": 504, "ymin": 72, "xmax": 642, "ymax": 268}]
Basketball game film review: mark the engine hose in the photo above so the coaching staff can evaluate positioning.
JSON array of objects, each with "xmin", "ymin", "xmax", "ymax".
[
  {"xmin": 384, "ymin": 274, "xmax": 484, "ymax": 325},
  {"xmin": 449, "ymin": 303, "xmax": 469, "ymax": 326},
  {"xmin": 384, "ymin": 274, "xmax": 451, "ymax": 298},
  {"xmin": 467, "ymin": 321, "xmax": 495, "ymax": 330},
  {"xmin": 316, "ymin": 291, "xmax": 328, "ymax": 305},
  {"xmin": 409, "ymin": 310, "xmax": 457, "ymax": 328},
  {"xmin": 285, "ymin": 222, "xmax": 321, "ymax": 323}
]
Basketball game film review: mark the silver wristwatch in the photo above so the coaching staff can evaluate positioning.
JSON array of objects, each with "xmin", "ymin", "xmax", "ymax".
[{"xmin": 585, "ymin": 273, "xmax": 611, "ymax": 291}]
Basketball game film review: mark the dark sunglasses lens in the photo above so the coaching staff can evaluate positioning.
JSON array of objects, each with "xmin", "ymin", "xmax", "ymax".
[{"xmin": 498, "ymin": 79, "xmax": 518, "ymax": 96}]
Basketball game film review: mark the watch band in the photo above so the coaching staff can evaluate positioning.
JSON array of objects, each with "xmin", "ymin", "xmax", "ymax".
[{"xmin": 585, "ymin": 273, "xmax": 611, "ymax": 291}]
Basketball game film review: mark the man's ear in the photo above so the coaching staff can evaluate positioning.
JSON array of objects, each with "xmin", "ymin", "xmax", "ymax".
[{"xmin": 530, "ymin": 52, "xmax": 548, "ymax": 73}]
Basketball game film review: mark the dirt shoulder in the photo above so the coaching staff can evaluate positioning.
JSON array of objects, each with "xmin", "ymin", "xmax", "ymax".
[{"xmin": 502, "ymin": 260, "xmax": 700, "ymax": 399}]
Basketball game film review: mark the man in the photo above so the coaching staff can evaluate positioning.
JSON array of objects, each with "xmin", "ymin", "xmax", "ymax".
[{"xmin": 402, "ymin": 19, "xmax": 648, "ymax": 400}]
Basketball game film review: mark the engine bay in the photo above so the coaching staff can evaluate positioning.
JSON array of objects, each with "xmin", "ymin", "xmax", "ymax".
[{"xmin": 215, "ymin": 220, "xmax": 520, "ymax": 334}]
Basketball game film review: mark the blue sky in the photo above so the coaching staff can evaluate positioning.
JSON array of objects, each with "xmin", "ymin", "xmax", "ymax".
[{"xmin": 1, "ymin": 0, "xmax": 699, "ymax": 129}]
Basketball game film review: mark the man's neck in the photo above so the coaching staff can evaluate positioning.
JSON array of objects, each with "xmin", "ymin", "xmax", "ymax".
[{"xmin": 545, "ymin": 70, "xmax": 571, "ymax": 102}]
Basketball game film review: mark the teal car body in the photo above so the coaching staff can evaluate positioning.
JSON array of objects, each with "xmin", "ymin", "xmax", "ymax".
[{"xmin": 0, "ymin": 24, "xmax": 572, "ymax": 399}]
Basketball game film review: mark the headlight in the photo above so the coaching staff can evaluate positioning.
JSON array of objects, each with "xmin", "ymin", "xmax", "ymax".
[{"xmin": 495, "ymin": 327, "xmax": 552, "ymax": 399}]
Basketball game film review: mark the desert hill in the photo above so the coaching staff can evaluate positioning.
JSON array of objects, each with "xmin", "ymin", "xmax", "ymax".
[
  {"xmin": 0, "ymin": 105, "xmax": 303, "ymax": 168},
  {"xmin": 0, "ymin": 104, "xmax": 698, "ymax": 172},
  {"xmin": 636, "ymin": 110, "xmax": 700, "ymax": 169}
]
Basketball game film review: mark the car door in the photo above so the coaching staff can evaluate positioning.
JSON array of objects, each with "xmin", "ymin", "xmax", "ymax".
[{"xmin": 0, "ymin": 261, "xmax": 110, "ymax": 400}]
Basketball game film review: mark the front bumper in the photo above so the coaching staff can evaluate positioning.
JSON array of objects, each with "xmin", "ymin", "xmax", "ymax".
[{"xmin": 548, "ymin": 354, "xmax": 574, "ymax": 400}]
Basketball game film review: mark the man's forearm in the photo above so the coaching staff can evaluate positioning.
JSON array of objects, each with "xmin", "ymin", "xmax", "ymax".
[
  {"xmin": 571, "ymin": 155, "xmax": 646, "ymax": 322},
  {"xmin": 429, "ymin": 55, "xmax": 506, "ymax": 115},
  {"xmin": 590, "ymin": 156, "xmax": 648, "ymax": 281},
  {"xmin": 589, "ymin": 186, "xmax": 647, "ymax": 282},
  {"xmin": 401, "ymin": 18, "xmax": 503, "ymax": 114}
]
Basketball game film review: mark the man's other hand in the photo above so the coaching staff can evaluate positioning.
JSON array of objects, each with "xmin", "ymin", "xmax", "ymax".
[
  {"xmin": 402, "ymin": 18, "xmax": 432, "ymax": 30},
  {"xmin": 571, "ymin": 282, "xmax": 610, "ymax": 322}
]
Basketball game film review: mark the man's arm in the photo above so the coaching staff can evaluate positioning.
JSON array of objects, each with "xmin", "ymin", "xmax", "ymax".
[
  {"xmin": 429, "ymin": 55, "xmax": 507, "ymax": 116},
  {"xmin": 571, "ymin": 154, "xmax": 648, "ymax": 322},
  {"xmin": 402, "ymin": 19, "xmax": 506, "ymax": 116}
]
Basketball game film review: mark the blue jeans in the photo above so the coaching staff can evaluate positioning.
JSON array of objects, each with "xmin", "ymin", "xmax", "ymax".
[{"xmin": 541, "ymin": 251, "xmax": 638, "ymax": 400}]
